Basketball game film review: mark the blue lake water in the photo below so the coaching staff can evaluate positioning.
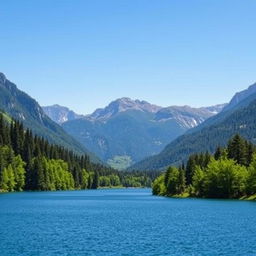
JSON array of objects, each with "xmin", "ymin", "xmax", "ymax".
[{"xmin": 0, "ymin": 188, "xmax": 255, "ymax": 256}]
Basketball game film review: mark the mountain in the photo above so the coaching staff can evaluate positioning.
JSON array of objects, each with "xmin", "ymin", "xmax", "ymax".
[
  {"xmin": 223, "ymin": 82, "xmax": 256, "ymax": 112},
  {"xmin": 205, "ymin": 104, "xmax": 228, "ymax": 114},
  {"xmin": 187, "ymin": 83, "xmax": 256, "ymax": 135},
  {"xmin": 46, "ymin": 98, "xmax": 224, "ymax": 169},
  {"xmin": 0, "ymin": 72, "xmax": 98, "ymax": 161},
  {"xmin": 131, "ymin": 82, "xmax": 256, "ymax": 171},
  {"xmin": 154, "ymin": 105, "xmax": 225, "ymax": 128},
  {"xmin": 43, "ymin": 105, "xmax": 84, "ymax": 124},
  {"xmin": 87, "ymin": 98, "xmax": 161, "ymax": 121}
]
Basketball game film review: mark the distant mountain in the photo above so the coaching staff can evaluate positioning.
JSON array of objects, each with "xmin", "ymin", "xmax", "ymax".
[
  {"xmin": 154, "ymin": 105, "xmax": 225, "ymax": 129},
  {"xmin": 87, "ymin": 97, "xmax": 161, "ymax": 121},
  {"xmin": 46, "ymin": 98, "xmax": 224, "ymax": 169},
  {"xmin": 43, "ymin": 105, "xmax": 84, "ymax": 124},
  {"xmin": 131, "ymin": 82, "xmax": 256, "ymax": 171},
  {"xmin": 0, "ymin": 72, "xmax": 98, "ymax": 161},
  {"xmin": 205, "ymin": 104, "xmax": 228, "ymax": 114},
  {"xmin": 187, "ymin": 83, "xmax": 256, "ymax": 135},
  {"xmin": 223, "ymin": 82, "xmax": 256, "ymax": 112}
]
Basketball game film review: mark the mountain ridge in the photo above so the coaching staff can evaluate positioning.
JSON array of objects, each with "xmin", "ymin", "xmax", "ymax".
[
  {"xmin": 0, "ymin": 72, "xmax": 99, "ymax": 162},
  {"xmin": 44, "ymin": 98, "xmax": 225, "ymax": 127},
  {"xmin": 43, "ymin": 104, "xmax": 84, "ymax": 124},
  {"xmin": 223, "ymin": 82, "xmax": 256, "ymax": 112},
  {"xmin": 130, "ymin": 81, "xmax": 256, "ymax": 171},
  {"xmin": 44, "ymin": 98, "xmax": 225, "ymax": 169},
  {"xmin": 87, "ymin": 97, "xmax": 162, "ymax": 122}
]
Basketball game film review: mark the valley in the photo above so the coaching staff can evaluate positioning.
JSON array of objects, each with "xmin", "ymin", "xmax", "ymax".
[
  {"xmin": 44, "ymin": 98, "xmax": 225, "ymax": 169},
  {"xmin": 1, "ymin": 2, "xmax": 256, "ymax": 255}
]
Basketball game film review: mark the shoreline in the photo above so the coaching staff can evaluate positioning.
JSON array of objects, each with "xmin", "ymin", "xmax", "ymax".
[
  {"xmin": 0, "ymin": 186, "xmax": 151, "ymax": 193},
  {"xmin": 155, "ymin": 193, "xmax": 256, "ymax": 201}
]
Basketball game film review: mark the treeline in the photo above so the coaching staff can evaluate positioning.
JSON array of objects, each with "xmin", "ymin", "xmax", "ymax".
[
  {"xmin": 153, "ymin": 134, "xmax": 256, "ymax": 199},
  {"xmin": 99, "ymin": 173, "xmax": 152, "ymax": 188},
  {"xmin": 0, "ymin": 113, "xmax": 153, "ymax": 192}
]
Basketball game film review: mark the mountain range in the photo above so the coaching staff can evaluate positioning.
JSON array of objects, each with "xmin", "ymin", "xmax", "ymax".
[
  {"xmin": 0, "ymin": 72, "xmax": 99, "ymax": 162},
  {"xmin": 2, "ymin": 71, "xmax": 256, "ymax": 172},
  {"xmin": 43, "ymin": 98, "xmax": 225, "ymax": 169},
  {"xmin": 131, "ymin": 82, "xmax": 256, "ymax": 170}
]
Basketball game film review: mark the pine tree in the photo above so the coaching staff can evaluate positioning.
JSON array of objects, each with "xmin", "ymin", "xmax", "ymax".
[
  {"xmin": 177, "ymin": 168, "xmax": 186, "ymax": 194},
  {"xmin": 227, "ymin": 134, "xmax": 247, "ymax": 166},
  {"xmin": 214, "ymin": 146, "xmax": 224, "ymax": 160},
  {"xmin": 246, "ymin": 154, "xmax": 256, "ymax": 195},
  {"xmin": 186, "ymin": 155, "xmax": 196, "ymax": 185},
  {"xmin": 91, "ymin": 171, "xmax": 99, "ymax": 189},
  {"xmin": 164, "ymin": 167, "xmax": 172, "ymax": 187},
  {"xmin": 166, "ymin": 167, "xmax": 180, "ymax": 195},
  {"xmin": 33, "ymin": 156, "xmax": 45, "ymax": 190},
  {"xmin": 245, "ymin": 142, "xmax": 255, "ymax": 166}
]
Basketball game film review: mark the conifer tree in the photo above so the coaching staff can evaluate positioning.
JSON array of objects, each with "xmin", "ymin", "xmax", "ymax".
[
  {"xmin": 227, "ymin": 134, "xmax": 247, "ymax": 166},
  {"xmin": 91, "ymin": 171, "xmax": 99, "ymax": 189},
  {"xmin": 185, "ymin": 155, "xmax": 196, "ymax": 185},
  {"xmin": 246, "ymin": 154, "xmax": 256, "ymax": 195},
  {"xmin": 177, "ymin": 168, "xmax": 186, "ymax": 194}
]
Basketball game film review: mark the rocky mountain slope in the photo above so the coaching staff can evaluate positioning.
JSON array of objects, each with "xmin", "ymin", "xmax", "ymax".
[
  {"xmin": 43, "ymin": 105, "xmax": 83, "ymax": 124},
  {"xmin": 45, "ymin": 98, "xmax": 225, "ymax": 169},
  {"xmin": 131, "ymin": 82, "xmax": 256, "ymax": 171},
  {"xmin": 0, "ymin": 72, "xmax": 98, "ymax": 161}
]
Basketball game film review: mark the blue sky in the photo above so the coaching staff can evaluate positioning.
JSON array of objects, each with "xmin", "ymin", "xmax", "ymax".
[{"xmin": 0, "ymin": 0, "xmax": 256, "ymax": 114}]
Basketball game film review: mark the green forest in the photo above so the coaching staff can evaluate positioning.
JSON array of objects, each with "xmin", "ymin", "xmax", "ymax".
[
  {"xmin": 0, "ymin": 113, "xmax": 154, "ymax": 192},
  {"xmin": 153, "ymin": 134, "xmax": 256, "ymax": 199}
]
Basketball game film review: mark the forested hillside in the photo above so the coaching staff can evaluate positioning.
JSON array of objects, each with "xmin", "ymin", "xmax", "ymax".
[
  {"xmin": 0, "ymin": 72, "xmax": 98, "ymax": 160},
  {"xmin": 131, "ymin": 96, "xmax": 256, "ymax": 171},
  {"xmin": 153, "ymin": 135, "xmax": 256, "ymax": 199},
  {"xmin": 0, "ymin": 113, "xmax": 155, "ymax": 192}
]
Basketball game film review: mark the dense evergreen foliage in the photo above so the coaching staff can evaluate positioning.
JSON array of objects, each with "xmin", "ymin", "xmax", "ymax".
[
  {"xmin": 153, "ymin": 135, "xmax": 256, "ymax": 199},
  {"xmin": 0, "ymin": 113, "xmax": 154, "ymax": 192}
]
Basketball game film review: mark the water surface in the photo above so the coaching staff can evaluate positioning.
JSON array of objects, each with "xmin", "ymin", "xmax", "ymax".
[{"xmin": 0, "ymin": 188, "xmax": 255, "ymax": 256}]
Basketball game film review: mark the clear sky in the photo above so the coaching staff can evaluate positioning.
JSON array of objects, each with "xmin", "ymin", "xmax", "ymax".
[{"xmin": 0, "ymin": 0, "xmax": 256, "ymax": 114}]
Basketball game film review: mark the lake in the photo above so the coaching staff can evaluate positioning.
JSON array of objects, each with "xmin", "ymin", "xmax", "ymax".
[{"xmin": 0, "ymin": 188, "xmax": 255, "ymax": 256}]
